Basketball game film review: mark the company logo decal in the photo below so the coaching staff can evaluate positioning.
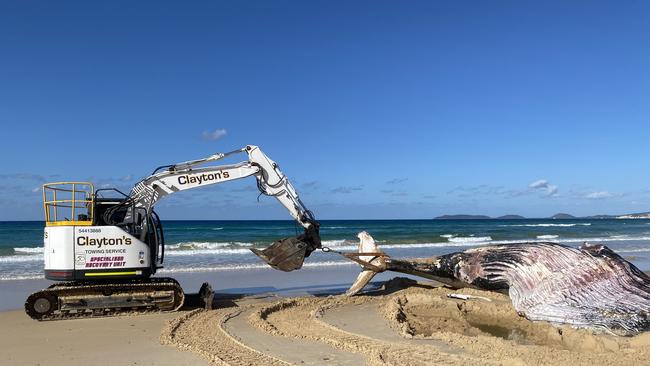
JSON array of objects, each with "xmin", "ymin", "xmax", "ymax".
[
  {"xmin": 77, "ymin": 236, "xmax": 132, "ymax": 248},
  {"xmin": 178, "ymin": 172, "xmax": 230, "ymax": 185}
]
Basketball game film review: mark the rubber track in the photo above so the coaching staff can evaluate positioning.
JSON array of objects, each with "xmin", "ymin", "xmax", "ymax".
[{"xmin": 25, "ymin": 277, "xmax": 184, "ymax": 321}]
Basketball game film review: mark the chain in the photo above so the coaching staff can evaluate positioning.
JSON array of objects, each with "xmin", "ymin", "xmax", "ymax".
[{"xmin": 320, "ymin": 247, "xmax": 388, "ymax": 272}]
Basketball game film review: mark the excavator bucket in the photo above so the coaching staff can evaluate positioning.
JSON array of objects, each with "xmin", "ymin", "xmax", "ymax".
[
  {"xmin": 251, "ymin": 226, "xmax": 321, "ymax": 272},
  {"xmin": 251, "ymin": 236, "xmax": 309, "ymax": 272}
]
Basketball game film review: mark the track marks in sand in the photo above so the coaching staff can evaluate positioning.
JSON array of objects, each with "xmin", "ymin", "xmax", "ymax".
[
  {"xmin": 320, "ymin": 300, "xmax": 460, "ymax": 353},
  {"xmin": 223, "ymin": 306, "xmax": 364, "ymax": 365},
  {"xmin": 161, "ymin": 284, "xmax": 650, "ymax": 366},
  {"xmin": 161, "ymin": 308, "xmax": 288, "ymax": 366},
  {"xmin": 249, "ymin": 296, "xmax": 484, "ymax": 366}
]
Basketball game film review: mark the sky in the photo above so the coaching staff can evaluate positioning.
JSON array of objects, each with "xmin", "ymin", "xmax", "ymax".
[{"xmin": 1, "ymin": 0, "xmax": 649, "ymax": 220}]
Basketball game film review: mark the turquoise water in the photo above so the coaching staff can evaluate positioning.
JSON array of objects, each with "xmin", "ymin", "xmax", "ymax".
[{"xmin": 2, "ymin": 219, "xmax": 650, "ymax": 280}]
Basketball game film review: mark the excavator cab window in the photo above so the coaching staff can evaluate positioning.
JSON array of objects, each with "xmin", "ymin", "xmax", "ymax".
[
  {"xmin": 93, "ymin": 188, "xmax": 130, "ymax": 226},
  {"xmin": 94, "ymin": 189, "xmax": 164, "ymax": 272},
  {"xmin": 148, "ymin": 211, "xmax": 164, "ymax": 268}
]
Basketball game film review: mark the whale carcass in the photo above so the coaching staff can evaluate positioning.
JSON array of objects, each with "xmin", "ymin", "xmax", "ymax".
[{"xmin": 347, "ymin": 232, "xmax": 650, "ymax": 336}]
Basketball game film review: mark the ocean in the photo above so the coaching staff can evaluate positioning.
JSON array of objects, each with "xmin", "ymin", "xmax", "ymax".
[{"xmin": 2, "ymin": 219, "xmax": 650, "ymax": 281}]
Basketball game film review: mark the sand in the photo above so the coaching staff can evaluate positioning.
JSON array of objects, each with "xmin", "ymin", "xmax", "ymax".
[
  {"xmin": 160, "ymin": 278, "xmax": 650, "ymax": 366},
  {"xmin": 0, "ymin": 309, "xmax": 208, "ymax": 366},
  {"xmin": 4, "ymin": 275, "xmax": 650, "ymax": 365}
]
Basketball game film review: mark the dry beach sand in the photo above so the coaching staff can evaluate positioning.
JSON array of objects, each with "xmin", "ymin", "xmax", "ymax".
[
  {"xmin": 0, "ymin": 310, "xmax": 208, "ymax": 366},
  {"xmin": 160, "ymin": 278, "xmax": 650, "ymax": 366},
  {"xmin": 3, "ymin": 276, "xmax": 650, "ymax": 365}
]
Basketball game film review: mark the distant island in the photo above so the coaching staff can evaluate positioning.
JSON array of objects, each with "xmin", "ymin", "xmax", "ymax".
[
  {"xmin": 496, "ymin": 215, "xmax": 526, "ymax": 219},
  {"xmin": 434, "ymin": 212, "xmax": 650, "ymax": 220},
  {"xmin": 434, "ymin": 215, "xmax": 492, "ymax": 220},
  {"xmin": 550, "ymin": 213, "xmax": 575, "ymax": 219}
]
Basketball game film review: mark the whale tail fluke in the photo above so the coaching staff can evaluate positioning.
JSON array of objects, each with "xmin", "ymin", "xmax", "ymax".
[{"xmin": 345, "ymin": 231, "xmax": 387, "ymax": 296}]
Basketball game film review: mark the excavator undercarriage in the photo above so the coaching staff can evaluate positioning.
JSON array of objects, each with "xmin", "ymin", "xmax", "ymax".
[{"xmin": 25, "ymin": 278, "xmax": 184, "ymax": 320}]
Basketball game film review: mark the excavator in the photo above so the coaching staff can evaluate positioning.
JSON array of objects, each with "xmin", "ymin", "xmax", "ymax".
[{"xmin": 25, "ymin": 145, "xmax": 321, "ymax": 320}]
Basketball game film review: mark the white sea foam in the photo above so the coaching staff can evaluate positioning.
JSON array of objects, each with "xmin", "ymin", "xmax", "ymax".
[
  {"xmin": 383, "ymin": 241, "xmax": 494, "ymax": 249},
  {"xmin": 385, "ymin": 236, "xmax": 650, "ymax": 248},
  {"xmin": 165, "ymin": 240, "xmax": 502, "ymax": 256},
  {"xmin": 166, "ymin": 239, "xmax": 350, "ymax": 251},
  {"xmin": 13, "ymin": 247, "xmax": 44, "ymax": 254},
  {"xmin": 557, "ymin": 236, "xmax": 650, "ymax": 244},
  {"xmin": 321, "ymin": 239, "xmax": 350, "ymax": 247},
  {"xmin": 3, "ymin": 238, "xmax": 650, "ymax": 280},
  {"xmin": 0, "ymin": 274, "xmax": 44, "ymax": 281},
  {"xmin": 166, "ymin": 242, "xmax": 252, "ymax": 251},
  {"xmin": 158, "ymin": 260, "xmax": 355, "ymax": 274},
  {"xmin": 536, "ymin": 235, "xmax": 559, "ymax": 239},
  {"xmin": 2, "ymin": 234, "xmax": 650, "ymax": 266},
  {"xmin": 168, "ymin": 242, "xmax": 231, "ymax": 249},
  {"xmin": 0, "ymin": 255, "xmax": 43, "ymax": 263},
  {"xmin": 440, "ymin": 234, "xmax": 455, "ymax": 238},
  {"xmin": 614, "ymin": 248, "xmax": 650, "ymax": 253},
  {"xmin": 165, "ymin": 248, "xmax": 252, "ymax": 256},
  {"xmin": 499, "ymin": 223, "xmax": 591, "ymax": 227},
  {"xmin": 448, "ymin": 236, "xmax": 492, "ymax": 243}
]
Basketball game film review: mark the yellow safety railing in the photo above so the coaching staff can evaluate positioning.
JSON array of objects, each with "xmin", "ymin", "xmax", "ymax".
[{"xmin": 43, "ymin": 182, "xmax": 94, "ymax": 226}]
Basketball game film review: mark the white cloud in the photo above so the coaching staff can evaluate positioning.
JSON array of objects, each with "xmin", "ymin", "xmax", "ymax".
[
  {"xmin": 302, "ymin": 181, "xmax": 319, "ymax": 189},
  {"xmin": 330, "ymin": 186, "xmax": 364, "ymax": 194},
  {"xmin": 585, "ymin": 191, "xmax": 615, "ymax": 199},
  {"xmin": 31, "ymin": 187, "xmax": 40, "ymax": 193},
  {"xmin": 0, "ymin": 173, "xmax": 46, "ymax": 182},
  {"xmin": 528, "ymin": 179, "xmax": 559, "ymax": 197},
  {"xmin": 546, "ymin": 185, "xmax": 559, "ymax": 196},
  {"xmin": 201, "ymin": 129, "xmax": 227, "ymax": 141},
  {"xmin": 529, "ymin": 179, "xmax": 548, "ymax": 189},
  {"xmin": 386, "ymin": 178, "xmax": 408, "ymax": 185}
]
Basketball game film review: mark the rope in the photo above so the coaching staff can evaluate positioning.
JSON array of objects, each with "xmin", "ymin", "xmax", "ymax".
[{"xmin": 321, "ymin": 247, "xmax": 389, "ymax": 272}]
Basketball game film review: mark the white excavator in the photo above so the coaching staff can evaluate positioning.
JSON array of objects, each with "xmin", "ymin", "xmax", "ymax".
[{"xmin": 25, "ymin": 145, "xmax": 321, "ymax": 320}]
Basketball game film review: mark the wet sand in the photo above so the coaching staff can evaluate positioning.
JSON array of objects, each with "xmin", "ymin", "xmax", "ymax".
[{"xmin": 0, "ymin": 265, "xmax": 387, "ymax": 311}]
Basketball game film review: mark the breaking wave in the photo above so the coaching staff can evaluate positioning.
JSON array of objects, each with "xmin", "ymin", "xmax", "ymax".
[
  {"xmin": 500, "ymin": 223, "xmax": 591, "ymax": 227},
  {"xmin": 537, "ymin": 235, "xmax": 559, "ymax": 239},
  {"xmin": 615, "ymin": 248, "xmax": 650, "ymax": 253},
  {"xmin": 167, "ymin": 242, "xmax": 252, "ymax": 250},
  {"xmin": 158, "ymin": 260, "xmax": 355, "ymax": 274},
  {"xmin": 0, "ymin": 255, "xmax": 43, "ymax": 263},
  {"xmin": 0, "ymin": 274, "xmax": 44, "ymax": 281},
  {"xmin": 2, "ymin": 234, "xmax": 650, "ymax": 268},
  {"xmin": 448, "ymin": 236, "xmax": 492, "ymax": 243},
  {"xmin": 13, "ymin": 247, "xmax": 44, "ymax": 254}
]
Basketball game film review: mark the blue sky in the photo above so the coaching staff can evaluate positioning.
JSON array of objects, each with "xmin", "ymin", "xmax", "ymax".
[{"xmin": 1, "ymin": 1, "xmax": 649, "ymax": 220}]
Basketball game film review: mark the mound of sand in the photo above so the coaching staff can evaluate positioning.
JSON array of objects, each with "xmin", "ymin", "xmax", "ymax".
[{"xmin": 161, "ymin": 278, "xmax": 650, "ymax": 365}]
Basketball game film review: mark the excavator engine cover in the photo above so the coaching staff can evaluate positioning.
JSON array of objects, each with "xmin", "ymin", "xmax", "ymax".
[{"xmin": 251, "ymin": 226, "xmax": 321, "ymax": 272}]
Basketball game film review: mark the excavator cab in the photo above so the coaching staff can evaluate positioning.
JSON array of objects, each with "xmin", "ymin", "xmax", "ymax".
[{"xmin": 93, "ymin": 188, "xmax": 165, "ymax": 273}]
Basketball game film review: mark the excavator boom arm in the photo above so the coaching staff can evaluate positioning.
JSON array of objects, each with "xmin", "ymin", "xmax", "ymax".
[{"xmin": 105, "ymin": 145, "xmax": 320, "ymax": 271}]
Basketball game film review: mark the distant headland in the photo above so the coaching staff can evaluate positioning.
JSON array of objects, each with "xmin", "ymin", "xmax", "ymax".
[{"xmin": 434, "ymin": 212, "xmax": 650, "ymax": 220}]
